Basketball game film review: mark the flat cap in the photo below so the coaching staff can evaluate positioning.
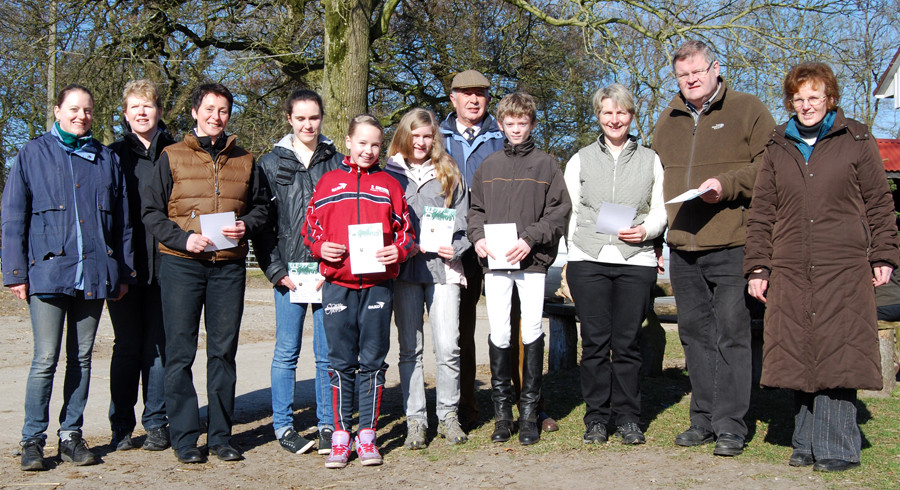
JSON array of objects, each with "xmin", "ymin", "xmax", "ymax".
[{"xmin": 451, "ymin": 70, "xmax": 490, "ymax": 90}]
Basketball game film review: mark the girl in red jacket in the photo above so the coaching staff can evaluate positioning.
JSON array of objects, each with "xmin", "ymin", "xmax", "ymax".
[{"xmin": 302, "ymin": 114, "xmax": 414, "ymax": 469}]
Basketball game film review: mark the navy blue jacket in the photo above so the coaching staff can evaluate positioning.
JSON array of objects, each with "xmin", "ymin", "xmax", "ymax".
[
  {"xmin": 439, "ymin": 113, "xmax": 505, "ymax": 188},
  {"xmin": 1, "ymin": 130, "xmax": 135, "ymax": 298}
]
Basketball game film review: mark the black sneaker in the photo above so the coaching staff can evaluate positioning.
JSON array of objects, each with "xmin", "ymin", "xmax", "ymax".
[
  {"xmin": 59, "ymin": 434, "xmax": 99, "ymax": 466},
  {"xmin": 616, "ymin": 422, "xmax": 646, "ymax": 445},
  {"xmin": 279, "ymin": 428, "xmax": 315, "ymax": 454},
  {"xmin": 20, "ymin": 438, "xmax": 46, "ymax": 471},
  {"xmin": 583, "ymin": 420, "xmax": 608, "ymax": 444},
  {"xmin": 111, "ymin": 430, "xmax": 135, "ymax": 451},
  {"xmin": 318, "ymin": 428, "xmax": 333, "ymax": 455},
  {"xmin": 142, "ymin": 426, "xmax": 171, "ymax": 451}
]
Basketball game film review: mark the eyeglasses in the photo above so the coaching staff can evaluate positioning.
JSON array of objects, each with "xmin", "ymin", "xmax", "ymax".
[
  {"xmin": 674, "ymin": 61, "xmax": 715, "ymax": 81},
  {"xmin": 791, "ymin": 96, "xmax": 826, "ymax": 108}
]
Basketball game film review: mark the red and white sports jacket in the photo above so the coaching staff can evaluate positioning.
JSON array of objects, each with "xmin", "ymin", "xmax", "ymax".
[{"xmin": 302, "ymin": 157, "xmax": 415, "ymax": 289}]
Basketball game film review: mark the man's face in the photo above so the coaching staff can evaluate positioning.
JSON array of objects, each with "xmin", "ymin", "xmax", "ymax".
[
  {"xmin": 450, "ymin": 88, "xmax": 489, "ymax": 127},
  {"xmin": 191, "ymin": 93, "xmax": 231, "ymax": 141},
  {"xmin": 673, "ymin": 54, "xmax": 720, "ymax": 108}
]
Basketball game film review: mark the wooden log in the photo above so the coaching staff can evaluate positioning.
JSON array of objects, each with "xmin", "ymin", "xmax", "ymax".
[{"xmin": 861, "ymin": 322, "xmax": 899, "ymax": 398}]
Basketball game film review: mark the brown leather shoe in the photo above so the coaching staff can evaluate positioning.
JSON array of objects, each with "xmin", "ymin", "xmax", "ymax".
[{"xmin": 539, "ymin": 412, "xmax": 558, "ymax": 432}]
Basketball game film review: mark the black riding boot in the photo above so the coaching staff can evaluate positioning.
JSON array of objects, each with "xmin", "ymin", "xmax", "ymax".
[
  {"xmin": 489, "ymin": 339, "xmax": 515, "ymax": 443},
  {"xmin": 518, "ymin": 334, "xmax": 544, "ymax": 445}
]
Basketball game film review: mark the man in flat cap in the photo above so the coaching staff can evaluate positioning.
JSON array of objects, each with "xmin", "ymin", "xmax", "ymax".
[{"xmin": 439, "ymin": 70, "xmax": 504, "ymax": 431}]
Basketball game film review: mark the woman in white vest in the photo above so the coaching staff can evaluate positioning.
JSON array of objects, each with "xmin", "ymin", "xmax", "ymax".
[{"xmin": 563, "ymin": 83, "xmax": 666, "ymax": 446}]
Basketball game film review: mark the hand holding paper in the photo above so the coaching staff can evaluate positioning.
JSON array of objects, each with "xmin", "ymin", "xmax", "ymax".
[
  {"xmin": 199, "ymin": 212, "xmax": 238, "ymax": 252},
  {"xmin": 665, "ymin": 187, "xmax": 712, "ymax": 204},
  {"xmin": 483, "ymin": 223, "xmax": 519, "ymax": 270}
]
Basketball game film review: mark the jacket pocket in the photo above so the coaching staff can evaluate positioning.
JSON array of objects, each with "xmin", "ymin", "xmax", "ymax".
[{"xmin": 28, "ymin": 199, "xmax": 67, "ymax": 261}]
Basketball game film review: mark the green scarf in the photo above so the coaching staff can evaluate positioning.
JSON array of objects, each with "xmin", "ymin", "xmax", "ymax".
[{"xmin": 54, "ymin": 121, "xmax": 93, "ymax": 149}]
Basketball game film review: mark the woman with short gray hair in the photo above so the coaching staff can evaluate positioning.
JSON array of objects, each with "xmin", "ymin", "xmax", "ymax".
[{"xmin": 563, "ymin": 83, "xmax": 666, "ymax": 446}]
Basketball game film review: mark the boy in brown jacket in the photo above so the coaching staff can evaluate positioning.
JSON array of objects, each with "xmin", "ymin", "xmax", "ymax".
[{"xmin": 467, "ymin": 91, "xmax": 571, "ymax": 446}]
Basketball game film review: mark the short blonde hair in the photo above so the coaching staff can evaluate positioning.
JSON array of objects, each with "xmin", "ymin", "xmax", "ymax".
[
  {"xmin": 496, "ymin": 91, "xmax": 537, "ymax": 123},
  {"xmin": 121, "ymin": 79, "xmax": 161, "ymax": 109},
  {"xmin": 592, "ymin": 83, "xmax": 635, "ymax": 118}
]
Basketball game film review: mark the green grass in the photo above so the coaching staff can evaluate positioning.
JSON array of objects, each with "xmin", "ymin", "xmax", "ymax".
[{"xmin": 376, "ymin": 330, "xmax": 900, "ymax": 488}]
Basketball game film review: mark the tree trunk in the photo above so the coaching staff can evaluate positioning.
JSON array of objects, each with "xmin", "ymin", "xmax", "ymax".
[
  {"xmin": 46, "ymin": 1, "xmax": 57, "ymax": 131},
  {"xmin": 322, "ymin": 0, "xmax": 373, "ymax": 144}
]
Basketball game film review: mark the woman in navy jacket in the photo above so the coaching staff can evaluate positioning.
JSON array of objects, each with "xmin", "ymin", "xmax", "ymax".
[{"xmin": 1, "ymin": 84, "xmax": 134, "ymax": 471}]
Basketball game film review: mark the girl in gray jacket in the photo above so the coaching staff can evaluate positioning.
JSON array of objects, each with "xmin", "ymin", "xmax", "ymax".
[{"xmin": 384, "ymin": 108, "xmax": 470, "ymax": 449}]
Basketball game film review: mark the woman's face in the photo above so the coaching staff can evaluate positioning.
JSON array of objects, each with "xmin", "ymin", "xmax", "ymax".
[
  {"xmin": 54, "ymin": 89, "xmax": 93, "ymax": 137},
  {"xmin": 792, "ymin": 81, "xmax": 829, "ymax": 127},
  {"xmin": 409, "ymin": 124, "xmax": 434, "ymax": 165},
  {"xmin": 123, "ymin": 95, "xmax": 161, "ymax": 137},
  {"xmin": 288, "ymin": 99, "xmax": 323, "ymax": 148},
  {"xmin": 598, "ymin": 98, "xmax": 633, "ymax": 145}
]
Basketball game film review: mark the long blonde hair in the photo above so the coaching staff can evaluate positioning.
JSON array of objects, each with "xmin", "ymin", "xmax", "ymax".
[{"xmin": 389, "ymin": 108, "xmax": 460, "ymax": 207}]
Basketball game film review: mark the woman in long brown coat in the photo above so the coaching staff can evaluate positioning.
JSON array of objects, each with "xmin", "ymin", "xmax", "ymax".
[{"xmin": 744, "ymin": 62, "xmax": 899, "ymax": 473}]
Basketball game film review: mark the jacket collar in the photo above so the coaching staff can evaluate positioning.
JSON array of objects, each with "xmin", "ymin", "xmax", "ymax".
[
  {"xmin": 273, "ymin": 133, "xmax": 337, "ymax": 168},
  {"xmin": 597, "ymin": 134, "xmax": 638, "ymax": 157},
  {"xmin": 122, "ymin": 120, "xmax": 174, "ymax": 159},
  {"xmin": 339, "ymin": 155, "xmax": 381, "ymax": 174},
  {"xmin": 184, "ymin": 130, "xmax": 236, "ymax": 160},
  {"xmin": 50, "ymin": 123, "xmax": 100, "ymax": 162},
  {"xmin": 503, "ymin": 136, "xmax": 535, "ymax": 157},
  {"xmin": 668, "ymin": 78, "xmax": 729, "ymax": 116},
  {"xmin": 440, "ymin": 113, "xmax": 501, "ymax": 139}
]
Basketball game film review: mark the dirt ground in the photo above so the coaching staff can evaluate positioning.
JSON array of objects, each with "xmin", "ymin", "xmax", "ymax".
[{"xmin": 0, "ymin": 287, "xmax": 833, "ymax": 489}]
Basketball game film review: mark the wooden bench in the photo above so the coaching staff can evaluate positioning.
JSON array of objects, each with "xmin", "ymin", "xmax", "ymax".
[{"xmin": 543, "ymin": 299, "xmax": 669, "ymax": 375}]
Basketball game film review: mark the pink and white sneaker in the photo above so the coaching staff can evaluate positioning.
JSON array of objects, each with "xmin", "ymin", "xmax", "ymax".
[
  {"xmin": 325, "ymin": 430, "xmax": 351, "ymax": 469},
  {"xmin": 355, "ymin": 428, "xmax": 383, "ymax": 466}
]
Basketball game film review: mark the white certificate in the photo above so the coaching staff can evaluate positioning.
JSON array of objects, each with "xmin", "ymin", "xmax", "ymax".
[
  {"xmin": 348, "ymin": 223, "xmax": 386, "ymax": 274},
  {"xmin": 288, "ymin": 262, "xmax": 324, "ymax": 304},
  {"xmin": 419, "ymin": 206, "xmax": 456, "ymax": 253},
  {"xmin": 199, "ymin": 211, "xmax": 238, "ymax": 252},
  {"xmin": 594, "ymin": 202, "xmax": 636, "ymax": 235},
  {"xmin": 665, "ymin": 187, "xmax": 712, "ymax": 204},
  {"xmin": 484, "ymin": 223, "xmax": 520, "ymax": 270}
]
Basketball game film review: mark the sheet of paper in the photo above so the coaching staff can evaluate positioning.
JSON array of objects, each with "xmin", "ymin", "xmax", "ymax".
[
  {"xmin": 288, "ymin": 262, "xmax": 324, "ymax": 304},
  {"xmin": 594, "ymin": 202, "xmax": 636, "ymax": 235},
  {"xmin": 419, "ymin": 206, "xmax": 456, "ymax": 253},
  {"xmin": 348, "ymin": 223, "xmax": 386, "ymax": 274},
  {"xmin": 199, "ymin": 211, "xmax": 238, "ymax": 252},
  {"xmin": 484, "ymin": 223, "xmax": 520, "ymax": 270},
  {"xmin": 665, "ymin": 187, "xmax": 712, "ymax": 204}
]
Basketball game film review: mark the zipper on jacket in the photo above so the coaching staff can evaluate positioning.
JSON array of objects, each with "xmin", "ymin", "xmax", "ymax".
[
  {"xmin": 686, "ymin": 116, "xmax": 700, "ymax": 250},
  {"xmin": 357, "ymin": 165, "xmax": 363, "ymax": 289}
]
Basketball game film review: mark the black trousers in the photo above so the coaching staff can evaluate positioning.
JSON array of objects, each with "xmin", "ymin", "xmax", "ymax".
[
  {"xmin": 107, "ymin": 281, "xmax": 167, "ymax": 433},
  {"xmin": 159, "ymin": 255, "xmax": 245, "ymax": 450},
  {"xmin": 670, "ymin": 247, "xmax": 752, "ymax": 437},
  {"xmin": 457, "ymin": 248, "xmax": 483, "ymax": 419},
  {"xmin": 568, "ymin": 261, "xmax": 656, "ymax": 426}
]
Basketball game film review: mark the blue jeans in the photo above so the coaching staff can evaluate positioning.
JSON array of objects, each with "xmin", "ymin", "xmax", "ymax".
[
  {"xmin": 394, "ymin": 280, "xmax": 461, "ymax": 425},
  {"xmin": 107, "ymin": 282, "xmax": 167, "ymax": 433},
  {"xmin": 22, "ymin": 293, "xmax": 103, "ymax": 442},
  {"xmin": 271, "ymin": 286, "xmax": 332, "ymax": 434}
]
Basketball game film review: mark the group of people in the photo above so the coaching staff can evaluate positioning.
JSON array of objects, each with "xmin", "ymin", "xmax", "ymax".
[{"xmin": 2, "ymin": 39, "xmax": 896, "ymax": 475}]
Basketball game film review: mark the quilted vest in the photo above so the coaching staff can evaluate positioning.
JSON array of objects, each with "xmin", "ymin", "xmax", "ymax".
[
  {"xmin": 159, "ymin": 133, "xmax": 253, "ymax": 261},
  {"xmin": 572, "ymin": 137, "xmax": 655, "ymax": 259}
]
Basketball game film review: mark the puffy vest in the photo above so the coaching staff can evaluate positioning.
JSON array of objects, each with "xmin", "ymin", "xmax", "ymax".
[{"xmin": 159, "ymin": 133, "xmax": 253, "ymax": 261}]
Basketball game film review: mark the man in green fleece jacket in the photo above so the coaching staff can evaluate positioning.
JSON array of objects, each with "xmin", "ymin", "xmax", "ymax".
[{"xmin": 652, "ymin": 40, "xmax": 775, "ymax": 457}]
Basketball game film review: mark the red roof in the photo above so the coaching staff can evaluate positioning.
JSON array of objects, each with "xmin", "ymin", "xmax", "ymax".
[{"xmin": 878, "ymin": 139, "xmax": 900, "ymax": 172}]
